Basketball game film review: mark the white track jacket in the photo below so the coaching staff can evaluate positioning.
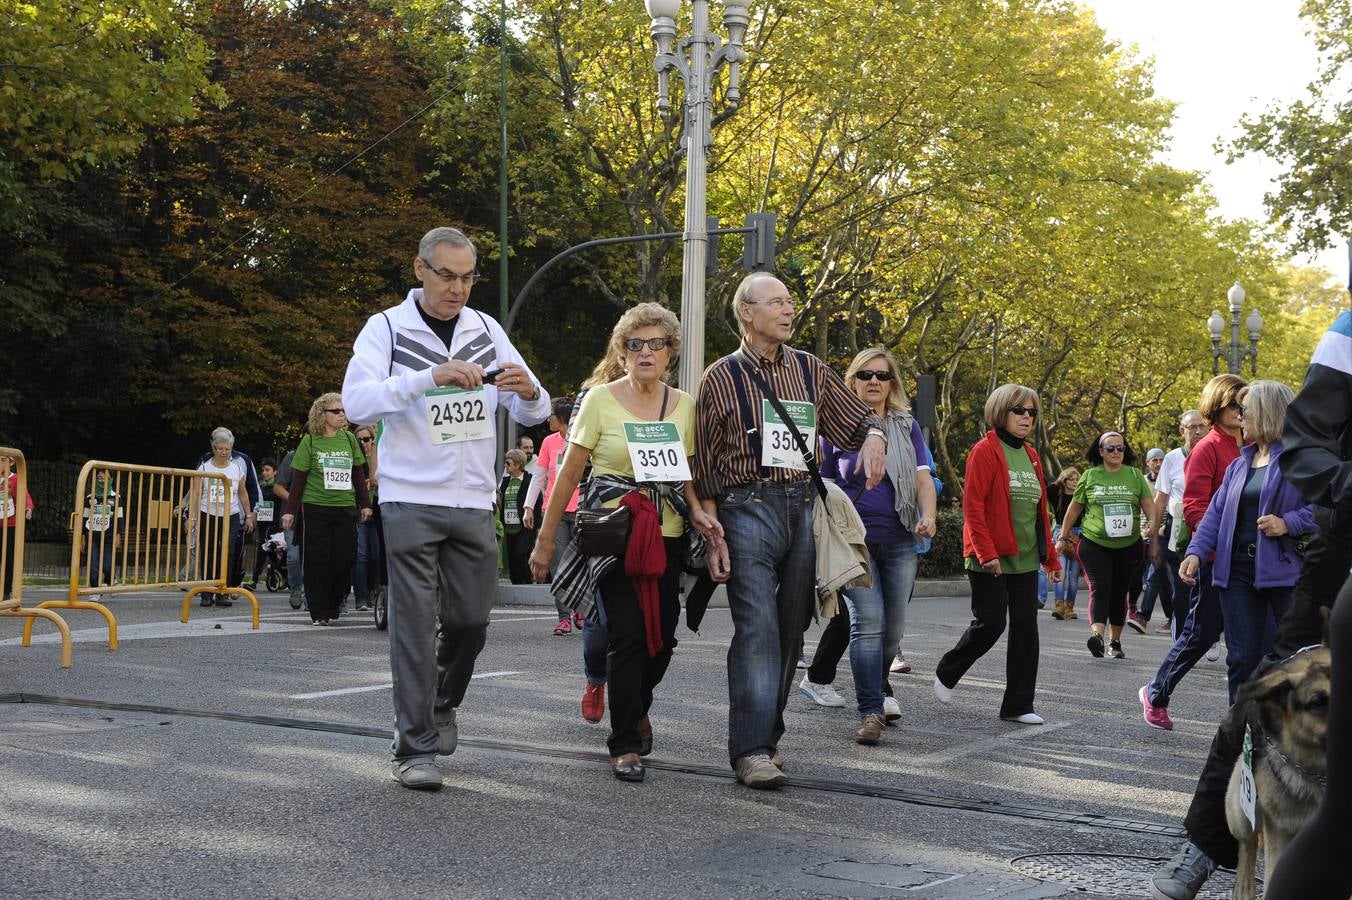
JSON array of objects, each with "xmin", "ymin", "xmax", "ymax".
[{"xmin": 343, "ymin": 291, "xmax": 551, "ymax": 510}]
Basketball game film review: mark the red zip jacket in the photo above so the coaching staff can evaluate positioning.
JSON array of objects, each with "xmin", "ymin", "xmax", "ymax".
[
  {"xmin": 1182, "ymin": 425, "xmax": 1242, "ymax": 530},
  {"xmin": 962, "ymin": 430, "xmax": 1061, "ymax": 572}
]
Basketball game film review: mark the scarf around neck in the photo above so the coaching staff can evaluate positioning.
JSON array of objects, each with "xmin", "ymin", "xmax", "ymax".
[{"xmin": 884, "ymin": 410, "xmax": 920, "ymax": 531}]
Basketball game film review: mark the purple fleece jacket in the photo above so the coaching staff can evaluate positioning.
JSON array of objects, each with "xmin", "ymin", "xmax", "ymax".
[{"xmin": 1185, "ymin": 440, "xmax": 1316, "ymax": 588}]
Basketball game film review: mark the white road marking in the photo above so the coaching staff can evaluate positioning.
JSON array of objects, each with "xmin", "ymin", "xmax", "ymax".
[
  {"xmin": 289, "ymin": 670, "xmax": 523, "ymax": 700},
  {"xmin": 0, "ymin": 619, "xmax": 312, "ymax": 646}
]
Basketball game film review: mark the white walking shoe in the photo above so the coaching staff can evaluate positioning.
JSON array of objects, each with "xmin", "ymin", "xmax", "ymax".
[
  {"xmin": 798, "ymin": 675, "xmax": 847, "ymax": 708},
  {"xmin": 933, "ymin": 677, "xmax": 953, "ymax": 704},
  {"xmin": 1001, "ymin": 712, "xmax": 1045, "ymax": 725},
  {"xmin": 882, "ymin": 695, "xmax": 902, "ymax": 722}
]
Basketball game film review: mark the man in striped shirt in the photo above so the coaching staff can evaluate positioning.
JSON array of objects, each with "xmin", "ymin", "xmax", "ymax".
[{"xmin": 695, "ymin": 272, "xmax": 886, "ymax": 789}]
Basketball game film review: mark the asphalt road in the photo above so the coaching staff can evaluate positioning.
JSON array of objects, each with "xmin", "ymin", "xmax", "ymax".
[{"xmin": 0, "ymin": 583, "xmax": 1246, "ymax": 899}]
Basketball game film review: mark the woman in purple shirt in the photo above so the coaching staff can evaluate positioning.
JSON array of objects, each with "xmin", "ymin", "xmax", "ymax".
[{"xmin": 820, "ymin": 348, "xmax": 937, "ymax": 746}]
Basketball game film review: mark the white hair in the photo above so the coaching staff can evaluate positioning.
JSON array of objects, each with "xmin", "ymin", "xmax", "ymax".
[{"xmin": 210, "ymin": 427, "xmax": 235, "ymax": 447}]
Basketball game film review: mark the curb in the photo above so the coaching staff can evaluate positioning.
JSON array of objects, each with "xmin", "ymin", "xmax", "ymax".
[{"xmin": 496, "ymin": 577, "xmax": 973, "ymax": 608}]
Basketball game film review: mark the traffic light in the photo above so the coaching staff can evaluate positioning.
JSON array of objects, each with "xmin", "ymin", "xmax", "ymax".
[{"xmin": 743, "ymin": 212, "xmax": 776, "ymax": 272}]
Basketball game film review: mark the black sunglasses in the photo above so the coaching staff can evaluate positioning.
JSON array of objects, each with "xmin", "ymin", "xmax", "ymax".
[
  {"xmin": 324, "ymin": 407, "xmax": 345, "ymax": 414},
  {"xmin": 623, "ymin": 337, "xmax": 671, "ymax": 352},
  {"xmin": 358, "ymin": 436, "xmax": 374, "ymax": 444},
  {"xmin": 1009, "ymin": 406, "xmax": 1038, "ymax": 417},
  {"xmin": 1101, "ymin": 444, "xmax": 1127, "ymax": 453},
  {"xmin": 855, "ymin": 370, "xmax": 893, "ymax": 382}
]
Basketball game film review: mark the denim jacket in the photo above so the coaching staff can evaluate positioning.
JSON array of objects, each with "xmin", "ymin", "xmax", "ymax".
[{"xmin": 1185, "ymin": 441, "xmax": 1316, "ymax": 588}]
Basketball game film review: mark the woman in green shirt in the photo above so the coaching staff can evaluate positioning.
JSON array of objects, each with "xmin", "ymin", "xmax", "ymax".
[
  {"xmin": 1057, "ymin": 432, "xmax": 1157, "ymax": 659},
  {"xmin": 529, "ymin": 303, "xmax": 721, "ymax": 783},
  {"xmin": 281, "ymin": 392, "xmax": 372, "ymax": 625}
]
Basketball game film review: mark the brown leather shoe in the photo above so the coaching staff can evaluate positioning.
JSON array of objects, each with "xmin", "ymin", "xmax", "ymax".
[
  {"xmin": 734, "ymin": 754, "xmax": 786, "ymax": 789},
  {"xmin": 770, "ymin": 750, "xmax": 785, "ymax": 771},
  {"xmin": 854, "ymin": 714, "xmax": 885, "ymax": 745},
  {"xmin": 637, "ymin": 716, "xmax": 653, "ymax": 757},
  {"xmin": 610, "ymin": 752, "xmax": 644, "ymax": 782}
]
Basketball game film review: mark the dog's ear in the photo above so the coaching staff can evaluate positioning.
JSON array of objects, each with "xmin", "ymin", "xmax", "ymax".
[{"xmin": 1235, "ymin": 662, "xmax": 1303, "ymax": 708}]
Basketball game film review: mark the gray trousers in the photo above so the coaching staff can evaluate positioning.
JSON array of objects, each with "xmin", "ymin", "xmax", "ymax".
[{"xmin": 382, "ymin": 501, "xmax": 498, "ymax": 762}]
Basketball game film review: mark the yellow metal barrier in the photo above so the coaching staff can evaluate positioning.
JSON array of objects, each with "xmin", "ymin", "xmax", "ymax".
[
  {"xmin": 21, "ymin": 460, "xmax": 259, "ymax": 655},
  {"xmin": 0, "ymin": 449, "xmax": 73, "ymax": 667}
]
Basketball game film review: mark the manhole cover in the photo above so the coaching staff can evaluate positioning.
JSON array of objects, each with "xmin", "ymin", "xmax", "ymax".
[
  {"xmin": 1010, "ymin": 852, "xmax": 1258, "ymax": 898},
  {"xmin": 806, "ymin": 860, "xmax": 963, "ymax": 890}
]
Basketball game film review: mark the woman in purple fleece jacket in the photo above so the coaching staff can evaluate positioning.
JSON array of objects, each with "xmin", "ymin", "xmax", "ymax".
[{"xmin": 1179, "ymin": 381, "xmax": 1315, "ymax": 701}]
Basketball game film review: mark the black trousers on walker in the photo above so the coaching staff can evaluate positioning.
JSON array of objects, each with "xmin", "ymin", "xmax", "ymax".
[
  {"xmin": 300, "ymin": 504, "xmax": 358, "ymax": 622},
  {"xmin": 936, "ymin": 569, "xmax": 1040, "ymax": 719}
]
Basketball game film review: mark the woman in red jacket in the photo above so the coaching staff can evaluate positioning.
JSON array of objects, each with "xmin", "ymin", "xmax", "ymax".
[{"xmin": 934, "ymin": 384, "xmax": 1062, "ymax": 724}]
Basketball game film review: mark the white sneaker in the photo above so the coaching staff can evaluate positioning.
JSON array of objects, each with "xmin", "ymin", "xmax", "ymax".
[
  {"xmin": 882, "ymin": 695, "xmax": 902, "ymax": 722},
  {"xmin": 1001, "ymin": 712, "xmax": 1045, "ymax": 725},
  {"xmin": 889, "ymin": 656, "xmax": 912, "ymax": 674},
  {"xmin": 1205, "ymin": 643, "xmax": 1221, "ymax": 662},
  {"xmin": 87, "ymin": 593, "xmax": 104, "ymax": 603},
  {"xmin": 933, "ymin": 677, "xmax": 953, "ymax": 704},
  {"xmin": 798, "ymin": 675, "xmax": 847, "ymax": 708}
]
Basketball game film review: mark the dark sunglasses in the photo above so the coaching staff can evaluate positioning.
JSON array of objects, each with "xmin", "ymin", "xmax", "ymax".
[
  {"xmin": 623, "ymin": 337, "xmax": 670, "ymax": 352},
  {"xmin": 855, "ymin": 370, "xmax": 893, "ymax": 382},
  {"xmin": 1009, "ymin": 406, "xmax": 1038, "ymax": 417},
  {"xmin": 358, "ymin": 436, "xmax": 374, "ymax": 444},
  {"xmin": 324, "ymin": 408, "xmax": 345, "ymax": 415},
  {"xmin": 1101, "ymin": 444, "xmax": 1126, "ymax": 453}
]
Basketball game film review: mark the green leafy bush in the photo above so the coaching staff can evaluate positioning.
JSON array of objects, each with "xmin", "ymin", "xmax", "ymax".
[{"xmin": 917, "ymin": 506, "xmax": 966, "ymax": 578}]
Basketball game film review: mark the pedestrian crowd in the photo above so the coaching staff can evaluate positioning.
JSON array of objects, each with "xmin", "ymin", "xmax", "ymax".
[{"xmin": 15, "ymin": 225, "xmax": 1346, "ymax": 900}]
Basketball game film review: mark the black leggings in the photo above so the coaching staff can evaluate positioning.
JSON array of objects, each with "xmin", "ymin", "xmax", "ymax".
[
  {"xmin": 1078, "ymin": 538, "xmax": 1142, "ymax": 628},
  {"xmin": 1264, "ymin": 571, "xmax": 1352, "ymax": 899}
]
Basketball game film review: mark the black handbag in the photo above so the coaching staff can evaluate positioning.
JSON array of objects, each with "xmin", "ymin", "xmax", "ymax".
[{"xmin": 576, "ymin": 504, "xmax": 631, "ymax": 556}]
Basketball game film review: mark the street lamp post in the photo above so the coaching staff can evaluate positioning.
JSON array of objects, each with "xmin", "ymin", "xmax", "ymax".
[
  {"xmin": 1206, "ymin": 281, "xmax": 1264, "ymax": 375},
  {"xmin": 645, "ymin": 0, "xmax": 748, "ymax": 392}
]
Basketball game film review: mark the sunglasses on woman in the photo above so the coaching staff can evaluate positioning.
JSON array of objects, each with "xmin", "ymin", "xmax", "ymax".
[
  {"xmin": 1101, "ymin": 444, "xmax": 1126, "ymax": 453},
  {"xmin": 623, "ymin": 337, "xmax": 670, "ymax": 352},
  {"xmin": 1009, "ymin": 406, "xmax": 1038, "ymax": 417},
  {"xmin": 855, "ymin": 370, "xmax": 893, "ymax": 382}
]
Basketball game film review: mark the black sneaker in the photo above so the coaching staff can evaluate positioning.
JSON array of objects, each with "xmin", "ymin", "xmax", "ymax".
[
  {"xmin": 199, "ymin": 593, "xmax": 215, "ymax": 607},
  {"xmin": 1109, "ymin": 640, "xmax": 1126, "ymax": 659},
  {"xmin": 1149, "ymin": 841, "xmax": 1216, "ymax": 899},
  {"xmin": 214, "ymin": 595, "xmax": 234, "ymax": 608},
  {"xmin": 1087, "ymin": 633, "xmax": 1104, "ymax": 657}
]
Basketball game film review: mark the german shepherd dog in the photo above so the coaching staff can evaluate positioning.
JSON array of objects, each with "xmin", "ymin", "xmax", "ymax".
[{"xmin": 1225, "ymin": 646, "xmax": 1331, "ymax": 900}]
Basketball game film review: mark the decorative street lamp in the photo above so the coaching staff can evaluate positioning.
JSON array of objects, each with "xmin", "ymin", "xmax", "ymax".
[
  {"xmin": 1207, "ymin": 281, "xmax": 1264, "ymax": 375},
  {"xmin": 645, "ymin": 0, "xmax": 749, "ymax": 391}
]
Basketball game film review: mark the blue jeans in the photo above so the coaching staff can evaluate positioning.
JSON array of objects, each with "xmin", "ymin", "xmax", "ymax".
[
  {"xmin": 719, "ymin": 481, "xmax": 815, "ymax": 765},
  {"xmin": 1146, "ymin": 561, "xmax": 1224, "ymax": 708},
  {"xmin": 353, "ymin": 518, "xmax": 382, "ymax": 604},
  {"xmin": 1039, "ymin": 525, "xmax": 1080, "ymax": 604},
  {"xmin": 1219, "ymin": 556, "xmax": 1290, "ymax": 702},
  {"xmin": 583, "ymin": 590, "xmax": 609, "ymax": 686},
  {"xmin": 841, "ymin": 541, "xmax": 917, "ymax": 716}
]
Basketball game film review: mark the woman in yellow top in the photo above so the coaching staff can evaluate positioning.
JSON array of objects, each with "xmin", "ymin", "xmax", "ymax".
[{"xmin": 530, "ymin": 303, "xmax": 721, "ymax": 783}]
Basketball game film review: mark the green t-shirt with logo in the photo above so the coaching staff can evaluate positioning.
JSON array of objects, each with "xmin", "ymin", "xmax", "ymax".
[
  {"xmin": 502, "ymin": 477, "xmax": 523, "ymax": 535},
  {"xmin": 293, "ymin": 432, "xmax": 366, "ymax": 508},
  {"xmin": 966, "ymin": 442, "xmax": 1043, "ymax": 575},
  {"xmin": 1071, "ymin": 464, "xmax": 1153, "ymax": 549}
]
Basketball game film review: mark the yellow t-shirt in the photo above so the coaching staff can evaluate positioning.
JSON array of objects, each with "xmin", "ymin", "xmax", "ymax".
[{"xmin": 568, "ymin": 383, "xmax": 696, "ymax": 538}]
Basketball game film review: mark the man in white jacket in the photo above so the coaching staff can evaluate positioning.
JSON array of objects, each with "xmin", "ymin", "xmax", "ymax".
[{"xmin": 344, "ymin": 226, "xmax": 551, "ymax": 790}]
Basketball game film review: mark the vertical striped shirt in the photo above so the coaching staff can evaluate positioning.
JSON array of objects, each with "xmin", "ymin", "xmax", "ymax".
[{"xmin": 693, "ymin": 341, "xmax": 883, "ymax": 499}]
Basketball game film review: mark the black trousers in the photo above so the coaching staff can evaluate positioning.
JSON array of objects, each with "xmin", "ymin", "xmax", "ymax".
[
  {"xmin": 1079, "ymin": 538, "xmax": 1143, "ymax": 628},
  {"xmin": 2, "ymin": 525, "xmax": 15, "ymax": 599},
  {"xmin": 503, "ymin": 528, "xmax": 534, "ymax": 585},
  {"xmin": 597, "ymin": 536, "xmax": 682, "ymax": 757},
  {"xmin": 198, "ymin": 512, "xmax": 244, "ymax": 589},
  {"xmin": 936, "ymin": 569, "xmax": 1040, "ymax": 718},
  {"xmin": 300, "ymin": 505, "xmax": 358, "ymax": 622},
  {"xmin": 1182, "ymin": 527, "xmax": 1352, "ymax": 868}
]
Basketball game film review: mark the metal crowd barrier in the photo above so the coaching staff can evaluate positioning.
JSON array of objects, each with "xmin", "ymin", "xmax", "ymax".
[
  {"xmin": 0, "ymin": 449, "xmax": 73, "ymax": 667},
  {"xmin": 20, "ymin": 460, "xmax": 259, "ymax": 656}
]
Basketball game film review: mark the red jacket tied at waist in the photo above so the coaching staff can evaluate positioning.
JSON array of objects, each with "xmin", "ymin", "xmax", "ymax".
[{"xmin": 620, "ymin": 491, "xmax": 666, "ymax": 657}]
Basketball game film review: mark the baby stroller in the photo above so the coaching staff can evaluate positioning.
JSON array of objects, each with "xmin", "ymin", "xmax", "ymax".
[{"xmin": 260, "ymin": 532, "xmax": 290, "ymax": 594}]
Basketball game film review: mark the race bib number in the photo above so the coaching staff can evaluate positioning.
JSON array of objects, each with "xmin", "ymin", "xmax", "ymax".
[
  {"xmin": 2, "ymin": 495, "xmax": 13, "ymax": 519},
  {"xmin": 761, "ymin": 399, "xmax": 816, "ymax": 471},
  {"xmin": 1240, "ymin": 725, "xmax": 1257, "ymax": 830},
  {"xmin": 624, "ymin": 421, "xmax": 691, "ymax": 482},
  {"xmin": 503, "ymin": 506, "xmax": 520, "ymax": 526},
  {"xmin": 89, "ymin": 510, "xmax": 111, "ymax": 531},
  {"xmin": 1104, "ymin": 502, "xmax": 1134, "ymax": 538},
  {"xmin": 322, "ymin": 465, "xmax": 351, "ymax": 491},
  {"xmin": 425, "ymin": 386, "xmax": 493, "ymax": 445},
  {"xmin": 207, "ymin": 480, "xmax": 227, "ymax": 509},
  {"xmin": 255, "ymin": 502, "xmax": 275, "ymax": 523}
]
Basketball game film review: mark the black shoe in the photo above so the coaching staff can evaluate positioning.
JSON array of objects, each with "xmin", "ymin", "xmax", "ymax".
[
  {"xmin": 1108, "ymin": 640, "xmax": 1125, "ymax": 659},
  {"xmin": 1087, "ymin": 633, "xmax": 1104, "ymax": 657},
  {"xmin": 610, "ymin": 753, "xmax": 645, "ymax": 782},
  {"xmin": 214, "ymin": 595, "xmax": 234, "ymax": 608},
  {"xmin": 199, "ymin": 593, "xmax": 215, "ymax": 607}
]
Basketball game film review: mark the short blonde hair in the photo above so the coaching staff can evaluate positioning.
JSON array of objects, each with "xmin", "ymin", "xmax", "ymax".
[
  {"xmin": 1198, "ymin": 374, "xmax": 1247, "ymax": 425},
  {"xmin": 307, "ymin": 392, "xmax": 344, "ymax": 435},
  {"xmin": 1241, "ymin": 380, "xmax": 1295, "ymax": 445},
  {"xmin": 504, "ymin": 448, "xmax": 527, "ymax": 469},
  {"xmin": 1053, "ymin": 467, "xmax": 1080, "ymax": 489},
  {"xmin": 583, "ymin": 302, "xmax": 682, "ymax": 388},
  {"xmin": 844, "ymin": 347, "xmax": 909, "ymax": 413},
  {"xmin": 983, "ymin": 383, "xmax": 1039, "ymax": 431}
]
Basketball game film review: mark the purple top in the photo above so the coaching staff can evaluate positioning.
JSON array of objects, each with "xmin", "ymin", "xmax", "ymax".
[
  {"xmin": 1185, "ymin": 441, "xmax": 1317, "ymax": 588},
  {"xmin": 821, "ymin": 416, "xmax": 929, "ymax": 544}
]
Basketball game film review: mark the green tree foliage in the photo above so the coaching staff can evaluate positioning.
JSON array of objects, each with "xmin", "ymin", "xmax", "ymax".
[{"xmin": 1230, "ymin": 0, "xmax": 1352, "ymax": 253}]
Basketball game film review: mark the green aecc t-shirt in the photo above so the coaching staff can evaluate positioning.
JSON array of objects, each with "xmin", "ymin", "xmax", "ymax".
[
  {"xmin": 293, "ymin": 432, "xmax": 366, "ymax": 508},
  {"xmin": 1071, "ymin": 464, "xmax": 1153, "ymax": 549}
]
